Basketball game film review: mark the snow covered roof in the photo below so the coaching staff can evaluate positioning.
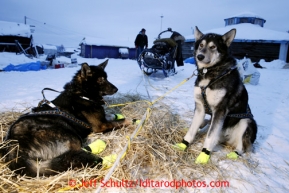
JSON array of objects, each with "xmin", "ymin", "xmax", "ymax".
[
  {"xmin": 80, "ymin": 37, "xmax": 132, "ymax": 48},
  {"xmin": 227, "ymin": 12, "xmax": 265, "ymax": 20},
  {"xmin": 185, "ymin": 23, "xmax": 289, "ymax": 43},
  {"xmin": 0, "ymin": 21, "xmax": 31, "ymax": 37},
  {"xmin": 39, "ymin": 44, "xmax": 57, "ymax": 50},
  {"xmin": 65, "ymin": 47, "xmax": 78, "ymax": 53}
]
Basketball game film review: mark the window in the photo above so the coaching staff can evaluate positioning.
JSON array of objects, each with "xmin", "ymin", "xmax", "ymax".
[
  {"xmin": 226, "ymin": 18, "xmax": 235, "ymax": 26},
  {"xmin": 239, "ymin": 18, "xmax": 249, "ymax": 23},
  {"xmin": 254, "ymin": 19, "xmax": 263, "ymax": 27}
]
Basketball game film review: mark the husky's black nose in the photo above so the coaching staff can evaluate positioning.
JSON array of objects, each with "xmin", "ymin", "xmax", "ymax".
[
  {"xmin": 112, "ymin": 86, "xmax": 118, "ymax": 93},
  {"xmin": 197, "ymin": 54, "xmax": 205, "ymax": 61}
]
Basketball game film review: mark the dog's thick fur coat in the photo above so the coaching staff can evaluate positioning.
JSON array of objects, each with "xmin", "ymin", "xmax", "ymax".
[
  {"xmin": 183, "ymin": 27, "xmax": 257, "ymax": 163},
  {"xmin": 2, "ymin": 60, "xmax": 130, "ymax": 176}
]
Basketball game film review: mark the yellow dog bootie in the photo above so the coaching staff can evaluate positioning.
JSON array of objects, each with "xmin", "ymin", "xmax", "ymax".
[
  {"xmin": 173, "ymin": 140, "xmax": 189, "ymax": 151},
  {"xmin": 132, "ymin": 119, "xmax": 141, "ymax": 125},
  {"xmin": 115, "ymin": 114, "xmax": 125, "ymax": 120},
  {"xmin": 195, "ymin": 148, "xmax": 211, "ymax": 164},
  {"xmin": 82, "ymin": 139, "xmax": 106, "ymax": 154},
  {"xmin": 173, "ymin": 143, "xmax": 187, "ymax": 151},
  {"xmin": 195, "ymin": 152, "xmax": 210, "ymax": 164},
  {"xmin": 102, "ymin": 153, "xmax": 117, "ymax": 169},
  {"xmin": 227, "ymin": 151, "xmax": 239, "ymax": 160},
  {"xmin": 102, "ymin": 152, "xmax": 126, "ymax": 169}
]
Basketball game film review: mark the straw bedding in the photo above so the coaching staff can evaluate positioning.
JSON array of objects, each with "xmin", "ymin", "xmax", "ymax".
[{"xmin": 0, "ymin": 93, "xmax": 253, "ymax": 193}]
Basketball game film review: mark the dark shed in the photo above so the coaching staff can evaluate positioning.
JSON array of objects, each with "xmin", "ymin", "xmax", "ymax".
[{"xmin": 79, "ymin": 37, "xmax": 131, "ymax": 59}]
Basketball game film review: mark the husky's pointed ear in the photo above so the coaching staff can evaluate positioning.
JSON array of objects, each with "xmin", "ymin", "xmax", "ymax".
[
  {"xmin": 81, "ymin": 63, "xmax": 92, "ymax": 79},
  {"xmin": 98, "ymin": 59, "xmax": 109, "ymax": 69},
  {"xmin": 194, "ymin": 26, "xmax": 204, "ymax": 41},
  {"xmin": 222, "ymin": 28, "xmax": 236, "ymax": 47}
]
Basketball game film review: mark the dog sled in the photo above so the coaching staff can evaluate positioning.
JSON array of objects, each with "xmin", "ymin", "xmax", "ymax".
[{"xmin": 137, "ymin": 28, "xmax": 185, "ymax": 77}]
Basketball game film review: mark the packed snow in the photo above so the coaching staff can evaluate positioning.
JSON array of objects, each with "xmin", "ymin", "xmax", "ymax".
[{"xmin": 0, "ymin": 52, "xmax": 289, "ymax": 192}]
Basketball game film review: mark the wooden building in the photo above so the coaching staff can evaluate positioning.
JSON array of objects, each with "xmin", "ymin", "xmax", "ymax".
[
  {"xmin": 183, "ymin": 13, "xmax": 289, "ymax": 62},
  {"xmin": 0, "ymin": 21, "xmax": 34, "ymax": 55}
]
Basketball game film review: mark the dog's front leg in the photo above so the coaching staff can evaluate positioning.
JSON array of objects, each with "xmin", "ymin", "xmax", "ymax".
[
  {"xmin": 91, "ymin": 119, "xmax": 131, "ymax": 133},
  {"xmin": 82, "ymin": 111, "xmax": 131, "ymax": 133},
  {"xmin": 195, "ymin": 111, "xmax": 226, "ymax": 164},
  {"xmin": 173, "ymin": 88, "xmax": 205, "ymax": 151},
  {"xmin": 183, "ymin": 87, "xmax": 206, "ymax": 144},
  {"xmin": 184, "ymin": 101, "xmax": 206, "ymax": 144}
]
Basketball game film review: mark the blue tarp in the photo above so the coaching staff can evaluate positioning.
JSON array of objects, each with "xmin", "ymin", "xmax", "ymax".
[
  {"xmin": 3, "ymin": 61, "xmax": 47, "ymax": 72},
  {"xmin": 184, "ymin": 57, "xmax": 196, "ymax": 64}
]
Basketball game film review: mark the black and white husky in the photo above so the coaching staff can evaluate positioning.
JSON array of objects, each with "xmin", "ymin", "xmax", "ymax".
[{"xmin": 178, "ymin": 27, "xmax": 257, "ymax": 164}]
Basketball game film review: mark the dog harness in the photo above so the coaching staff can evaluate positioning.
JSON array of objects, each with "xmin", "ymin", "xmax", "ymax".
[
  {"xmin": 34, "ymin": 88, "xmax": 92, "ymax": 128},
  {"xmin": 28, "ymin": 110, "xmax": 91, "ymax": 129},
  {"xmin": 6, "ymin": 88, "xmax": 95, "ymax": 145},
  {"xmin": 199, "ymin": 66, "xmax": 253, "ymax": 119},
  {"xmin": 5, "ymin": 108, "xmax": 90, "ymax": 145}
]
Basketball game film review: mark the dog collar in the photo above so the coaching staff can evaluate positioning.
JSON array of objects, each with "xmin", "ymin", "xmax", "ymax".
[
  {"xmin": 198, "ymin": 68, "xmax": 210, "ymax": 76},
  {"xmin": 198, "ymin": 64, "xmax": 237, "ymax": 76},
  {"xmin": 202, "ymin": 68, "xmax": 208, "ymax": 74},
  {"xmin": 80, "ymin": 95, "xmax": 105, "ymax": 105},
  {"xmin": 80, "ymin": 96, "xmax": 90, "ymax": 100},
  {"xmin": 198, "ymin": 65, "xmax": 217, "ymax": 76}
]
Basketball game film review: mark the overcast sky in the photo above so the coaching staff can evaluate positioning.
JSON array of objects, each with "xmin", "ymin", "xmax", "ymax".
[{"xmin": 1, "ymin": 0, "xmax": 289, "ymax": 47}]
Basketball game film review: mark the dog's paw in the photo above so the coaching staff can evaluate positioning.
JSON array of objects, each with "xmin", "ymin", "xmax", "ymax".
[
  {"xmin": 102, "ymin": 153, "xmax": 117, "ymax": 169},
  {"xmin": 83, "ymin": 139, "xmax": 106, "ymax": 154},
  {"xmin": 132, "ymin": 119, "xmax": 141, "ymax": 125},
  {"xmin": 102, "ymin": 152, "xmax": 126, "ymax": 169},
  {"xmin": 115, "ymin": 114, "xmax": 125, "ymax": 120},
  {"xmin": 172, "ymin": 143, "xmax": 187, "ymax": 151},
  {"xmin": 195, "ymin": 152, "xmax": 210, "ymax": 164},
  {"xmin": 227, "ymin": 151, "xmax": 239, "ymax": 160}
]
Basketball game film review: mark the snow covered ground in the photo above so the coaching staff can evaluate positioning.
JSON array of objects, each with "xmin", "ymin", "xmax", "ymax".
[{"xmin": 0, "ymin": 52, "xmax": 289, "ymax": 192}]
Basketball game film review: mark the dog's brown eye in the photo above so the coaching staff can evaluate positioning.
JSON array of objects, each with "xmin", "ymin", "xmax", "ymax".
[
  {"xmin": 199, "ymin": 43, "xmax": 203, "ymax": 48},
  {"xmin": 210, "ymin": 45, "xmax": 216, "ymax": 49}
]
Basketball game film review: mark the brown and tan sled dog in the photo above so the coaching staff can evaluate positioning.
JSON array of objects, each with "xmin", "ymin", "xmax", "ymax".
[{"xmin": 1, "ymin": 59, "xmax": 130, "ymax": 176}]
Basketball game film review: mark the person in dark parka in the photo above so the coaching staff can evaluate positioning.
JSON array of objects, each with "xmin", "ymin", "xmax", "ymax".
[
  {"xmin": 134, "ymin": 28, "xmax": 148, "ymax": 59},
  {"xmin": 170, "ymin": 31, "xmax": 185, "ymax": 67}
]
